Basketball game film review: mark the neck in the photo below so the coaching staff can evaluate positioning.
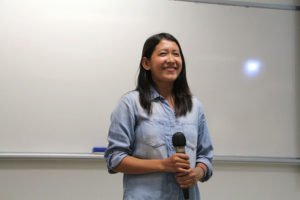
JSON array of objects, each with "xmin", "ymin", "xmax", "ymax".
[
  {"xmin": 154, "ymin": 83, "xmax": 175, "ymax": 108},
  {"xmin": 155, "ymin": 83, "xmax": 173, "ymax": 98}
]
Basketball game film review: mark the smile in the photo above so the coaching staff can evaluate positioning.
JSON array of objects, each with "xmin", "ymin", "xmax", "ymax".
[{"xmin": 163, "ymin": 66, "xmax": 177, "ymax": 70}]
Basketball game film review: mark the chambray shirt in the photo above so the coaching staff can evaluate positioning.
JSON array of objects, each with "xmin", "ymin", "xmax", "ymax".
[{"xmin": 105, "ymin": 88, "xmax": 213, "ymax": 200}]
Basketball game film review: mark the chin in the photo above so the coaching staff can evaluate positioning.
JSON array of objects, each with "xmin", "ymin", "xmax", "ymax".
[{"xmin": 163, "ymin": 76, "xmax": 178, "ymax": 82}]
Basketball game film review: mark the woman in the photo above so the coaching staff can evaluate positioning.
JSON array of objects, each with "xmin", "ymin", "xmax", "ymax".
[{"xmin": 105, "ymin": 33, "xmax": 213, "ymax": 200}]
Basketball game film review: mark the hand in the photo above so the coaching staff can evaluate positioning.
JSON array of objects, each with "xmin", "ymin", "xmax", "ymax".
[
  {"xmin": 175, "ymin": 166, "xmax": 204, "ymax": 188},
  {"xmin": 161, "ymin": 153, "xmax": 190, "ymax": 173}
]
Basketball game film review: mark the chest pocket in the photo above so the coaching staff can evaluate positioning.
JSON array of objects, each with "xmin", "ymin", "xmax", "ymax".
[{"xmin": 134, "ymin": 118, "xmax": 168, "ymax": 159}]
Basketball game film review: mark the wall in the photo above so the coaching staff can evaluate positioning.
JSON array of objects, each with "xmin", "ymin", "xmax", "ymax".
[{"xmin": 0, "ymin": 160, "xmax": 299, "ymax": 200}]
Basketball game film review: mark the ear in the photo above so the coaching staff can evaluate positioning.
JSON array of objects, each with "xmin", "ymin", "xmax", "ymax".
[{"xmin": 141, "ymin": 57, "xmax": 151, "ymax": 71}]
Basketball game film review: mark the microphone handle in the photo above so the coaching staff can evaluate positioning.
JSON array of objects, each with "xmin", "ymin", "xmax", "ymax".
[
  {"xmin": 175, "ymin": 146, "xmax": 185, "ymax": 154},
  {"xmin": 175, "ymin": 146, "xmax": 189, "ymax": 199},
  {"xmin": 183, "ymin": 188, "xmax": 189, "ymax": 200}
]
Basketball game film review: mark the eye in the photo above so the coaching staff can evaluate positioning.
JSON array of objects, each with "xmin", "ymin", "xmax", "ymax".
[
  {"xmin": 173, "ymin": 52, "xmax": 180, "ymax": 57},
  {"xmin": 159, "ymin": 52, "xmax": 167, "ymax": 56}
]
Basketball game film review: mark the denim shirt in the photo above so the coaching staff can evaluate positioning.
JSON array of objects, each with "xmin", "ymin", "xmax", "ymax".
[{"xmin": 105, "ymin": 89, "xmax": 213, "ymax": 200}]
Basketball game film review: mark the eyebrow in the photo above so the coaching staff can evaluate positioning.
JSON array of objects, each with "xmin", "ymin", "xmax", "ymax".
[{"xmin": 157, "ymin": 48, "xmax": 180, "ymax": 52}]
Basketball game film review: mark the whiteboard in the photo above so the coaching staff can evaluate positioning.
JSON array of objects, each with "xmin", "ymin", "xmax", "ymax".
[{"xmin": 0, "ymin": 0, "xmax": 299, "ymax": 157}]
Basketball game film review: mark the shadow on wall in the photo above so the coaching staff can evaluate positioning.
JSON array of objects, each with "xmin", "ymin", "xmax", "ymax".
[{"xmin": 295, "ymin": 11, "xmax": 300, "ymax": 158}]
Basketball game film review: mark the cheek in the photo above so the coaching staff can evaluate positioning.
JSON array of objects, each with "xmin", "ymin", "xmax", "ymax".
[
  {"xmin": 176, "ymin": 58, "xmax": 183, "ymax": 67},
  {"xmin": 177, "ymin": 62, "xmax": 183, "ymax": 72},
  {"xmin": 157, "ymin": 58, "xmax": 166, "ymax": 66},
  {"xmin": 150, "ymin": 58, "xmax": 164, "ymax": 69}
]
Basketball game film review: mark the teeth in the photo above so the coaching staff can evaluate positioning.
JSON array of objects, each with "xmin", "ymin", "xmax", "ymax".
[{"xmin": 164, "ymin": 66, "xmax": 176, "ymax": 69}]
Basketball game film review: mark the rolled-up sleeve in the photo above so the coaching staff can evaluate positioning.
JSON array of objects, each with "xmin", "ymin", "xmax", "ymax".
[
  {"xmin": 196, "ymin": 106, "xmax": 214, "ymax": 182},
  {"xmin": 104, "ymin": 94, "xmax": 136, "ymax": 173}
]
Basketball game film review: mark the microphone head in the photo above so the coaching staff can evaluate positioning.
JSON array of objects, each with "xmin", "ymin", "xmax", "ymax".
[{"xmin": 172, "ymin": 132, "xmax": 186, "ymax": 147}]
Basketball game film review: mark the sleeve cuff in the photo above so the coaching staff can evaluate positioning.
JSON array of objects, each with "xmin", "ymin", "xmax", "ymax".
[
  {"xmin": 106, "ymin": 151, "xmax": 128, "ymax": 174},
  {"xmin": 196, "ymin": 159, "xmax": 213, "ymax": 182}
]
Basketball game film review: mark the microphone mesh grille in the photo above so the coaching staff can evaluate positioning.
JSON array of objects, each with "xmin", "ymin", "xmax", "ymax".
[{"xmin": 172, "ymin": 132, "xmax": 186, "ymax": 146}]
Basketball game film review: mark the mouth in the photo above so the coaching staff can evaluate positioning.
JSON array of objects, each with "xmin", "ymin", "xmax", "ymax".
[{"xmin": 162, "ymin": 66, "xmax": 177, "ymax": 70}]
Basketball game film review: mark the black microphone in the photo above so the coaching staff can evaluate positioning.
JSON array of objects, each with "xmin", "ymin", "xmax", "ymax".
[{"xmin": 172, "ymin": 132, "xmax": 189, "ymax": 200}]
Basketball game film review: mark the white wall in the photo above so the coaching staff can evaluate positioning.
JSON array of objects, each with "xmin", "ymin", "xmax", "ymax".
[
  {"xmin": 0, "ymin": 0, "xmax": 299, "ymax": 199},
  {"xmin": 0, "ymin": 160, "xmax": 299, "ymax": 200}
]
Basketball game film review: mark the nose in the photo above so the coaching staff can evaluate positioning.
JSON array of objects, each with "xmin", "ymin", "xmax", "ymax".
[{"xmin": 166, "ymin": 54, "xmax": 176, "ymax": 64}]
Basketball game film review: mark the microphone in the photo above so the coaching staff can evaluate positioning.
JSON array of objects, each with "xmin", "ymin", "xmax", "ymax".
[{"xmin": 172, "ymin": 132, "xmax": 189, "ymax": 200}]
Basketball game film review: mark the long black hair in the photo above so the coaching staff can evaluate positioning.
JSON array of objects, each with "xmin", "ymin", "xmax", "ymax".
[{"xmin": 136, "ymin": 33, "xmax": 192, "ymax": 117}]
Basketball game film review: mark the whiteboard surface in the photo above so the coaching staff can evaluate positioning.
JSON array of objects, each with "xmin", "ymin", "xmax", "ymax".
[{"xmin": 0, "ymin": 0, "xmax": 299, "ymax": 157}]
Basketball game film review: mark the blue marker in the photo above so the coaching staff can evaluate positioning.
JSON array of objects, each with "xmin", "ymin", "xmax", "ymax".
[{"xmin": 92, "ymin": 147, "xmax": 107, "ymax": 153}]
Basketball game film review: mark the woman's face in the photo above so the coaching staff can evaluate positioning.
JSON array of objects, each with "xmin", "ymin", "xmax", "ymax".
[{"xmin": 143, "ymin": 39, "xmax": 183, "ymax": 86}]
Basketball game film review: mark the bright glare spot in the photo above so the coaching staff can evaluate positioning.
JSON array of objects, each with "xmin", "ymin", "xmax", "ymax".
[{"xmin": 243, "ymin": 60, "xmax": 261, "ymax": 77}]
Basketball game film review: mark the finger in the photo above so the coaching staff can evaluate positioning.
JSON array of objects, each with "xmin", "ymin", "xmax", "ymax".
[
  {"xmin": 176, "ymin": 172, "xmax": 188, "ymax": 177},
  {"xmin": 179, "ymin": 179, "xmax": 198, "ymax": 188},
  {"xmin": 175, "ymin": 161, "xmax": 190, "ymax": 167},
  {"xmin": 176, "ymin": 169, "xmax": 196, "ymax": 182},
  {"xmin": 175, "ymin": 153, "xmax": 189, "ymax": 160},
  {"xmin": 180, "ymin": 183, "xmax": 194, "ymax": 188},
  {"xmin": 175, "ymin": 165, "xmax": 190, "ymax": 173},
  {"xmin": 173, "ymin": 155, "xmax": 189, "ymax": 164}
]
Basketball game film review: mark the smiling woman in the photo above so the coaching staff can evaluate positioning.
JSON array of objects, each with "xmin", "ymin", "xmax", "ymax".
[
  {"xmin": 0, "ymin": 1, "xmax": 299, "ymax": 200},
  {"xmin": 136, "ymin": 33, "xmax": 193, "ymax": 117},
  {"xmin": 141, "ymin": 39, "xmax": 183, "ymax": 87},
  {"xmin": 104, "ymin": 33, "xmax": 213, "ymax": 200}
]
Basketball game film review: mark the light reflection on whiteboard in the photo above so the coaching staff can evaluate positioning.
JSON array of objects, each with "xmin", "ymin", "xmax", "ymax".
[{"xmin": 243, "ymin": 59, "xmax": 262, "ymax": 78}]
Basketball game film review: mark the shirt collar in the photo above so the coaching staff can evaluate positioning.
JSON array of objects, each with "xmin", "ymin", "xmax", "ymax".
[{"xmin": 150, "ymin": 86, "xmax": 162, "ymax": 101}]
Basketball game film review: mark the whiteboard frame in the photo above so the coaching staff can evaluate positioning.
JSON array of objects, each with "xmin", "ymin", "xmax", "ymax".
[
  {"xmin": 174, "ymin": 0, "xmax": 300, "ymax": 10},
  {"xmin": 0, "ymin": 153, "xmax": 299, "ymax": 166}
]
